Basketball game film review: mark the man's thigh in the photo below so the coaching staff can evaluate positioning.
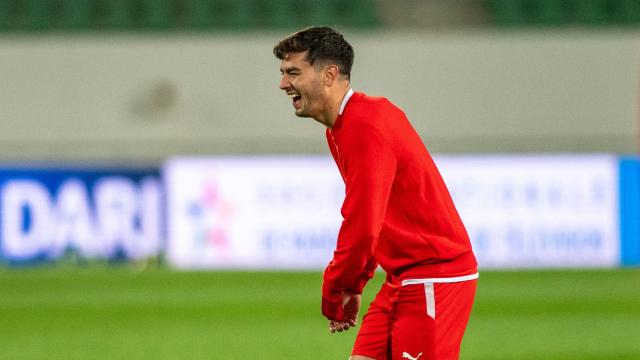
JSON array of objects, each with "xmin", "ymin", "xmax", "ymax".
[
  {"xmin": 391, "ymin": 280, "xmax": 477, "ymax": 360},
  {"xmin": 352, "ymin": 283, "xmax": 396, "ymax": 360}
]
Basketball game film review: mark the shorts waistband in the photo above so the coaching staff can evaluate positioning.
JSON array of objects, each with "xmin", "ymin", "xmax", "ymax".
[{"xmin": 401, "ymin": 273, "xmax": 479, "ymax": 286}]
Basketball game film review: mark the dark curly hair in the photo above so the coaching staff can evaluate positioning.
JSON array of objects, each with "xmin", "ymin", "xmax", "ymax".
[{"xmin": 273, "ymin": 26, "xmax": 354, "ymax": 80}]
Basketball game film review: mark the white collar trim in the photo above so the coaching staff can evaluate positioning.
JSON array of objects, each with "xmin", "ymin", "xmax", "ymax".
[{"xmin": 338, "ymin": 88, "xmax": 354, "ymax": 116}]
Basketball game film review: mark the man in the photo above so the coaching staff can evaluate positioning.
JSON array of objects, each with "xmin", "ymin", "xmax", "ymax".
[{"xmin": 274, "ymin": 27, "xmax": 478, "ymax": 360}]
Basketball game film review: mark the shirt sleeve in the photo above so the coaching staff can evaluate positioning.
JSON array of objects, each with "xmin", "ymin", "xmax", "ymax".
[{"xmin": 321, "ymin": 122, "xmax": 396, "ymax": 321}]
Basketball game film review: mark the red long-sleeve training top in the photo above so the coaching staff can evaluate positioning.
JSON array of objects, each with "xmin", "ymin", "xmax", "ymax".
[{"xmin": 322, "ymin": 91, "xmax": 478, "ymax": 321}]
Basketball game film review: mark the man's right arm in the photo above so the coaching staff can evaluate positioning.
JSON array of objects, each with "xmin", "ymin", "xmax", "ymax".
[{"xmin": 321, "ymin": 123, "xmax": 396, "ymax": 321}]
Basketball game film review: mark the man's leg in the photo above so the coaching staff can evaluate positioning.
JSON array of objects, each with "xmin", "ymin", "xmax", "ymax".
[
  {"xmin": 351, "ymin": 282, "xmax": 397, "ymax": 360},
  {"xmin": 432, "ymin": 280, "xmax": 477, "ymax": 359},
  {"xmin": 391, "ymin": 280, "xmax": 477, "ymax": 360}
]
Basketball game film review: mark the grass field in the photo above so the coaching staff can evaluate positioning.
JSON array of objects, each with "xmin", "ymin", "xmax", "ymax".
[{"xmin": 1, "ymin": 267, "xmax": 639, "ymax": 359}]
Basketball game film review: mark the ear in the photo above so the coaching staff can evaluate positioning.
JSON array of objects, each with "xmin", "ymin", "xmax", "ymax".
[{"xmin": 323, "ymin": 65, "xmax": 340, "ymax": 86}]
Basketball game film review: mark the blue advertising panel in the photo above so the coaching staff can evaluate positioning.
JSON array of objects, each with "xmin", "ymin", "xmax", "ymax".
[
  {"xmin": 619, "ymin": 157, "xmax": 640, "ymax": 266},
  {"xmin": 0, "ymin": 166, "xmax": 162, "ymax": 265}
]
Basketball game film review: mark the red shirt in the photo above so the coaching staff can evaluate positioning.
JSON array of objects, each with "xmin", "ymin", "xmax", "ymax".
[{"xmin": 322, "ymin": 91, "xmax": 477, "ymax": 321}]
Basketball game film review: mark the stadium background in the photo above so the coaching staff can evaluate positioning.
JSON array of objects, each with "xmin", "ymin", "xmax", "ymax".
[{"xmin": 1, "ymin": 0, "xmax": 639, "ymax": 359}]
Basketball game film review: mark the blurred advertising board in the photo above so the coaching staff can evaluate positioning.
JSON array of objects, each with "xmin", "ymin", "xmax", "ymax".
[
  {"xmin": 164, "ymin": 157, "xmax": 342, "ymax": 269},
  {"xmin": 0, "ymin": 167, "xmax": 162, "ymax": 264},
  {"xmin": 438, "ymin": 155, "xmax": 619, "ymax": 268},
  {"xmin": 164, "ymin": 155, "xmax": 623, "ymax": 269}
]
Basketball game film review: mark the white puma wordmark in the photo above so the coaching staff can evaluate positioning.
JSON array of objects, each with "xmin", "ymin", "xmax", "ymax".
[{"xmin": 401, "ymin": 352, "xmax": 422, "ymax": 360}]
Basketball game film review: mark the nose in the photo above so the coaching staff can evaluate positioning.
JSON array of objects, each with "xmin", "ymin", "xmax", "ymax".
[{"xmin": 279, "ymin": 75, "xmax": 290, "ymax": 90}]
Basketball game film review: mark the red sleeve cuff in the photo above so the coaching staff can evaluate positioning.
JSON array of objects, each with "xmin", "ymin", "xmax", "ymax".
[
  {"xmin": 321, "ymin": 295, "xmax": 344, "ymax": 321},
  {"xmin": 321, "ymin": 278, "xmax": 344, "ymax": 321}
]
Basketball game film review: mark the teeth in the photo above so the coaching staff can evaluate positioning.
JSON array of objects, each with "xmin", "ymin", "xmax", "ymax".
[{"xmin": 287, "ymin": 93, "xmax": 300, "ymax": 99}]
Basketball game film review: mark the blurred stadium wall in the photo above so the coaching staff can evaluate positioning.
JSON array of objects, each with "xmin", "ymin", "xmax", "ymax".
[
  {"xmin": 1, "ymin": 31, "xmax": 637, "ymax": 161},
  {"xmin": 0, "ymin": 0, "xmax": 638, "ymax": 162}
]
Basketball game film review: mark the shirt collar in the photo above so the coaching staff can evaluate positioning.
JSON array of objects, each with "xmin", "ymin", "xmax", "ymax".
[{"xmin": 338, "ymin": 88, "xmax": 354, "ymax": 116}]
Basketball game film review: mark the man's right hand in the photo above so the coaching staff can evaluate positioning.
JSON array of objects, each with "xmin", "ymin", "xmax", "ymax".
[{"xmin": 328, "ymin": 291, "xmax": 361, "ymax": 333}]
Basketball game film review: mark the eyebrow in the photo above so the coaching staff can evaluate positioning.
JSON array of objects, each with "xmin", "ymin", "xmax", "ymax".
[{"xmin": 280, "ymin": 66, "xmax": 301, "ymax": 74}]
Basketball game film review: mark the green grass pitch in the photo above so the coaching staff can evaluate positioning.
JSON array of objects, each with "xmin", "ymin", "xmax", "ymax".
[{"xmin": 0, "ymin": 267, "xmax": 638, "ymax": 359}]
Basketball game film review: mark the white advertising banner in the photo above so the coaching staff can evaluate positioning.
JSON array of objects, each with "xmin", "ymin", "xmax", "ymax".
[
  {"xmin": 164, "ymin": 155, "xmax": 620, "ymax": 269},
  {"xmin": 164, "ymin": 157, "xmax": 342, "ymax": 269},
  {"xmin": 437, "ymin": 155, "xmax": 619, "ymax": 268}
]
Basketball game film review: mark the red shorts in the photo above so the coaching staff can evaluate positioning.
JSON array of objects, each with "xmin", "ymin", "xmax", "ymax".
[{"xmin": 352, "ymin": 274, "xmax": 478, "ymax": 360}]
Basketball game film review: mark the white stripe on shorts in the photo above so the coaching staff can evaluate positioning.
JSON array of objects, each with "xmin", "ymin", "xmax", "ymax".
[
  {"xmin": 424, "ymin": 283, "xmax": 435, "ymax": 319},
  {"xmin": 401, "ymin": 273, "xmax": 478, "ymax": 320}
]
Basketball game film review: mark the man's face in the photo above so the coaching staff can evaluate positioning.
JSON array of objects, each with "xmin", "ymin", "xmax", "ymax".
[{"xmin": 279, "ymin": 51, "xmax": 326, "ymax": 119}]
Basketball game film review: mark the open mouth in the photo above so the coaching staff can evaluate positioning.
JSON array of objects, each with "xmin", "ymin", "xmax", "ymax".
[{"xmin": 288, "ymin": 93, "xmax": 302, "ymax": 108}]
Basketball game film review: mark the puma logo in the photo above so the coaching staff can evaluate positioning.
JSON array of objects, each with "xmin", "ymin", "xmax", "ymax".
[{"xmin": 402, "ymin": 352, "xmax": 423, "ymax": 360}]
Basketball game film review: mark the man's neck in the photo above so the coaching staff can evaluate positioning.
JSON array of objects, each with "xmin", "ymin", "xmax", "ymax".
[{"xmin": 321, "ymin": 84, "xmax": 351, "ymax": 128}]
